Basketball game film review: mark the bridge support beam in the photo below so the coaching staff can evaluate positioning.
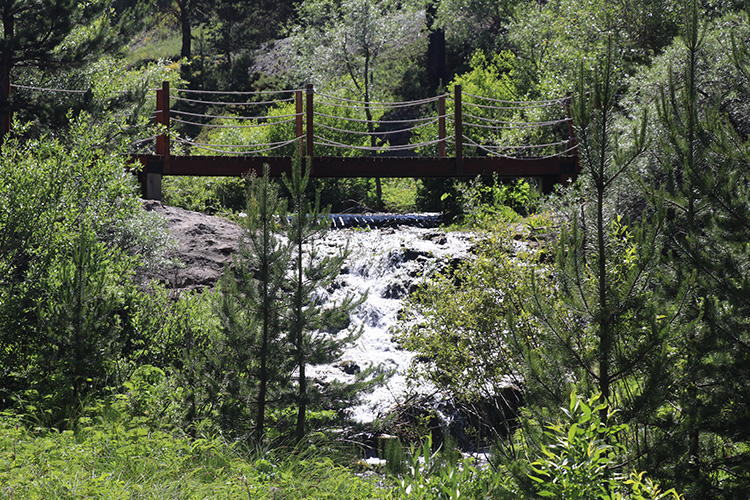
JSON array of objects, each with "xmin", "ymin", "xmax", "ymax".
[{"xmin": 144, "ymin": 159, "xmax": 163, "ymax": 200}]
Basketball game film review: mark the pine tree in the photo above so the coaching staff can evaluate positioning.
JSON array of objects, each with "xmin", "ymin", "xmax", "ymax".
[
  {"xmin": 523, "ymin": 39, "xmax": 670, "ymax": 430},
  {"xmin": 215, "ymin": 166, "xmax": 290, "ymax": 446},
  {"xmin": 652, "ymin": 1, "xmax": 750, "ymax": 494},
  {"xmin": 39, "ymin": 226, "xmax": 126, "ymax": 418},
  {"xmin": 0, "ymin": 0, "xmax": 120, "ymax": 140},
  {"xmin": 283, "ymin": 155, "xmax": 363, "ymax": 442}
]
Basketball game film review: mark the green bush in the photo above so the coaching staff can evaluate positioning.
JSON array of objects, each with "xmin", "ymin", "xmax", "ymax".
[
  {"xmin": 527, "ymin": 392, "xmax": 683, "ymax": 500},
  {"xmin": 0, "ymin": 115, "xmax": 175, "ymax": 425}
]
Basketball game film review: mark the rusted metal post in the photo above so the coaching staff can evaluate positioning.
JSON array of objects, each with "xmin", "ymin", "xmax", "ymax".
[
  {"xmin": 454, "ymin": 84, "xmax": 463, "ymax": 171},
  {"xmin": 438, "ymin": 92, "xmax": 446, "ymax": 158},
  {"xmin": 295, "ymin": 90, "xmax": 304, "ymax": 157},
  {"xmin": 155, "ymin": 80, "xmax": 170, "ymax": 160},
  {"xmin": 149, "ymin": 80, "xmax": 170, "ymax": 200},
  {"xmin": 306, "ymin": 84, "xmax": 314, "ymax": 160}
]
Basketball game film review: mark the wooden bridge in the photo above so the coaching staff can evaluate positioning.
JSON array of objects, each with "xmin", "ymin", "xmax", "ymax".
[
  {"xmin": 131, "ymin": 82, "xmax": 578, "ymax": 199},
  {"xmin": 9, "ymin": 81, "xmax": 579, "ymax": 199}
]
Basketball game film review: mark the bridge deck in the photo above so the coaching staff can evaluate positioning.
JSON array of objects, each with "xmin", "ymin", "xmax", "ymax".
[{"xmin": 132, "ymin": 154, "xmax": 578, "ymax": 195}]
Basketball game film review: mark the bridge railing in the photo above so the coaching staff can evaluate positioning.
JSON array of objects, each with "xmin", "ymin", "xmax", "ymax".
[
  {"xmin": 3, "ymin": 80, "xmax": 579, "ymax": 198},
  {"xmin": 146, "ymin": 81, "xmax": 575, "ymax": 164},
  {"xmin": 4, "ymin": 80, "xmax": 575, "ymax": 164}
]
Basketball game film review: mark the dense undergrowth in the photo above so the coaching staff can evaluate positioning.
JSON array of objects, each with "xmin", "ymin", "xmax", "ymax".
[
  {"xmin": 0, "ymin": 391, "xmax": 682, "ymax": 499},
  {"xmin": 0, "ymin": 411, "xmax": 381, "ymax": 499}
]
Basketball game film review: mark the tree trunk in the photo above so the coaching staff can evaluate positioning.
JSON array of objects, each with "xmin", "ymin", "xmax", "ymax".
[
  {"xmin": 0, "ymin": 6, "xmax": 14, "ymax": 143},
  {"xmin": 180, "ymin": 2, "xmax": 192, "ymax": 60},
  {"xmin": 255, "ymin": 184, "xmax": 272, "ymax": 446},
  {"xmin": 426, "ymin": 2, "xmax": 445, "ymax": 93},
  {"xmin": 295, "ymin": 223, "xmax": 307, "ymax": 442}
]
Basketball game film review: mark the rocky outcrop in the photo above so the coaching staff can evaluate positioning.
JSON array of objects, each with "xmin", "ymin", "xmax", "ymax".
[{"xmin": 140, "ymin": 200, "xmax": 243, "ymax": 294}]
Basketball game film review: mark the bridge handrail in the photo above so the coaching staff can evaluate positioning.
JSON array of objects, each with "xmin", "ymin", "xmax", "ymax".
[
  {"xmin": 314, "ymin": 134, "xmax": 444, "ymax": 152},
  {"xmin": 314, "ymin": 117, "xmax": 440, "ymax": 137},
  {"xmin": 171, "ymin": 108, "xmax": 301, "ymax": 121},
  {"xmin": 460, "ymin": 91, "xmax": 569, "ymax": 106},
  {"xmin": 171, "ymin": 116, "xmax": 299, "ymax": 129},
  {"xmin": 174, "ymin": 135, "xmax": 304, "ymax": 155},
  {"xmin": 172, "ymin": 94, "xmax": 296, "ymax": 106},
  {"xmin": 461, "ymin": 99, "xmax": 566, "ymax": 112},
  {"xmin": 314, "ymin": 91, "xmax": 440, "ymax": 109},
  {"xmin": 312, "ymin": 111, "xmax": 443, "ymax": 125},
  {"xmin": 11, "ymin": 84, "xmax": 89, "ymax": 94},
  {"xmin": 461, "ymin": 134, "xmax": 577, "ymax": 159},
  {"xmin": 5, "ymin": 79, "xmax": 576, "ymax": 163},
  {"xmin": 173, "ymin": 87, "xmax": 300, "ymax": 96},
  {"xmin": 461, "ymin": 113, "xmax": 571, "ymax": 128}
]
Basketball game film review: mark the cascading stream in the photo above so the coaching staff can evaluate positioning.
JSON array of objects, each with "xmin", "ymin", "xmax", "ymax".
[{"xmin": 308, "ymin": 223, "xmax": 477, "ymax": 423}]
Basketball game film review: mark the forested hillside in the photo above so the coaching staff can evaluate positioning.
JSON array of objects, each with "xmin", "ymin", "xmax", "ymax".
[{"xmin": 2, "ymin": 0, "xmax": 750, "ymax": 498}]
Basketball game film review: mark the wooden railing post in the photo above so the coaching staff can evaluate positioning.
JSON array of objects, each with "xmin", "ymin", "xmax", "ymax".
[
  {"xmin": 155, "ymin": 80, "xmax": 170, "ymax": 160},
  {"xmin": 306, "ymin": 84, "xmax": 314, "ymax": 160},
  {"xmin": 295, "ymin": 90, "xmax": 304, "ymax": 157},
  {"xmin": 438, "ymin": 92, "xmax": 446, "ymax": 158},
  {"xmin": 454, "ymin": 84, "xmax": 463, "ymax": 172},
  {"xmin": 148, "ymin": 80, "xmax": 170, "ymax": 200}
]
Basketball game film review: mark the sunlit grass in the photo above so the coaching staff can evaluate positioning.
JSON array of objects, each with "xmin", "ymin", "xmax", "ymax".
[
  {"xmin": 126, "ymin": 25, "xmax": 206, "ymax": 65},
  {"xmin": 381, "ymin": 178, "xmax": 419, "ymax": 213},
  {"xmin": 0, "ymin": 414, "xmax": 386, "ymax": 499}
]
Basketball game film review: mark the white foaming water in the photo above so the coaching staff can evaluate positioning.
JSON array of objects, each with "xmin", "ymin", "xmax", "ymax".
[{"xmin": 309, "ymin": 224, "xmax": 476, "ymax": 423}]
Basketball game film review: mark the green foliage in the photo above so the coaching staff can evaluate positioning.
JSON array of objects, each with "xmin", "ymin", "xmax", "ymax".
[
  {"xmin": 199, "ymin": 84, "xmax": 387, "ymax": 158},
  {"xmin": 622, "ymin": 3, "xmax": 750, "ymax": 496},
  {"xmin": 39, "ymin": 227, "xmax": 131, "ymax": 406},
  {"xmin": 284, "ymin": 154, "xmax": 364, "ymax": 441},
  {"xmin": 288, "ymin": 0, "xmax": 421, "ymax": 96},
  {"xmin": 447, "ymin": 176, "xmax": 540, "ymax": 226},
  {"xmin": 13, "ymin": 55, "xmax": 180, "ymax": 140},
  {"xmin": 0, "ymin": 116, "xmax": 170, "ymax": 420},
  {"xmin": 434, "ymin": 0, "xmax": 522, "ymax": 60},
  {"xmin": 507, "ymin": 0, "xmax": 679, "ymax": 100},
  {"xmin": 411, "ymin": 50, "xmax": 547, "ymax": 158},
  {"xmin": 525, "ymin": 39, "xmax": 670, "ymax": 426},
  {"xmin": 380, "ymin": 178, "xmax": 419, "ymax": 213},
  {"xmin": 0, "ymin": 408, "xmax": 382, "ymax": 499},
  {"xmin": 162, "ymin": 176, "xmax": 247, "ymax": 213},
  {"xmin": 2, "ymin": 0, "xmax": 158, "ymax": 138},
  {"xmin": 213, "ymin": 166, "xmax": 291, "ymax": 445},
  {"xmin": 126, "ymin": 23, "xmax": 198, "ymax": 64},
  {"xmin": 527, "ymin": 392, "xmax": 683, "ymax": 500},
  {"xmin": 397, "ymin": 225, "xmax": 544, "ymax": 410},
  {"xmin": 389, "ymin": 433, "xmax": 512, "ymax": 499},
  {"xmin": 209, "ymin": 161, "xmax": 374, "ymax": 445}
]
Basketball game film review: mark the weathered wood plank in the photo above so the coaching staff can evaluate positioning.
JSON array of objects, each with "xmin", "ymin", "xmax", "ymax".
[{"xmin": 130, "ymin": 154, "xmax": 577, "ymax": 178}]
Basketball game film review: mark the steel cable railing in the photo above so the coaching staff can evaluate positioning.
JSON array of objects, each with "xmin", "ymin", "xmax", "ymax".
[
  {"xmin": 311, "ymin": 90, "xmax": 446, "ymax": 156},
  {"xmin": 8, "ymin": 81, "xmax": 576, "ymax": 160},
  {"xmin": 155, "ymin": 87, "xmax": 306, "ymax": 155},
  {"xmin": 10, "ymin": 84, "xmax": 163, "ymax": 154},
  {"xmin": 444, "ymin": 90, "xmax": 574, "ymax": 158},
  {"xmin": 174, "ymin": 135, "xmax": 304, "ymax": 156}
]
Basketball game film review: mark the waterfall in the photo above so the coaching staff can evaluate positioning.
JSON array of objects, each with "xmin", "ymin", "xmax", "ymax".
[{"xmin": 308, "ymin": 222, "xmax": 477, "ymax": 423}]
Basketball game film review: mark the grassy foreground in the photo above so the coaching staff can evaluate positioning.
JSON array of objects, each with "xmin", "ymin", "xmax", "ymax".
[{"xmin": 0, "ymin": 413, "xmax": 383, "ymax": 499}]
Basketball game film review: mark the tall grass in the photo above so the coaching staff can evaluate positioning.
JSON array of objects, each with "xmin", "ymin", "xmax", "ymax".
[{"xmin": 0, "ymin": 412, "xmax": 383, "ymax": 499}]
